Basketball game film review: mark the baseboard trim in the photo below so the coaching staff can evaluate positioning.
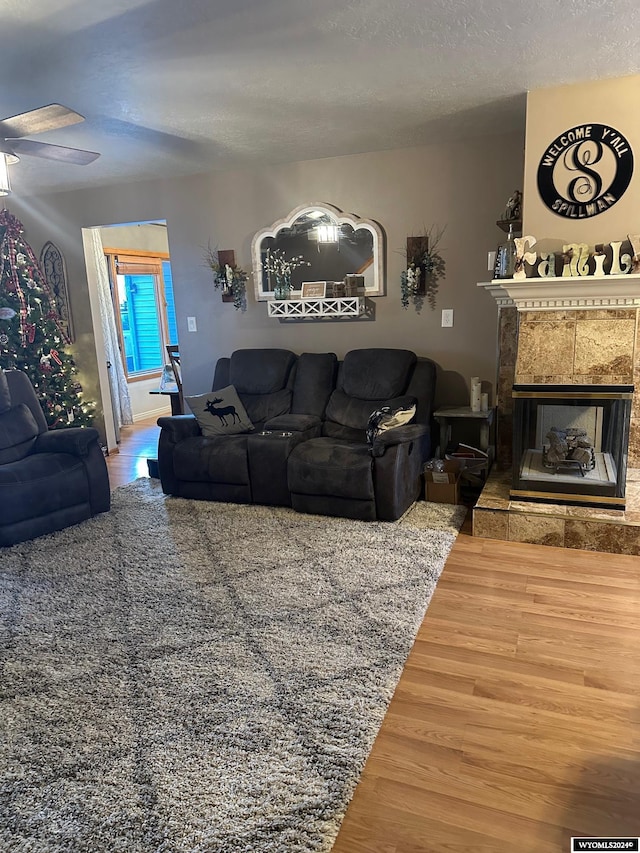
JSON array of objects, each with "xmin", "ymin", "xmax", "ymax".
[{"xmin": 133, "ymin": 406, "xmax": 171, "ymax": 422}]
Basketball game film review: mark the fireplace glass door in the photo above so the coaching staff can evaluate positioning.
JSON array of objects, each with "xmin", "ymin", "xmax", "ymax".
[{"xmin": 511, "ymin": 385, "xmax": 632, "ymax": 508}]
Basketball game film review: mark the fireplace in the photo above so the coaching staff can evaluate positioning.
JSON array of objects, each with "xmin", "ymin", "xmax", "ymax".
[
  {"xmin": 511, "ymin": 384, "xmax": 633, "ymax": 508},
  {"xmin": 474, "ymin": 275, "xmax": 640, "ymax": 552}
]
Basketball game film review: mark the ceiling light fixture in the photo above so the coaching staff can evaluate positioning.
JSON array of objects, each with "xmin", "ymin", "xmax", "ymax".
[{"xmin": 316, "ymin": 224, "xmax": 339, "ymax": 243}]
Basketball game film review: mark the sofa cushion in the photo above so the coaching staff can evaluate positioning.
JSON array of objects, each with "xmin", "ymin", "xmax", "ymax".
[
  {"xmin": 322, "ymin": 420, "xmax": 366, "ymax": 442},
  {"xmin": 186, "ymin": 386, "xmax": 254, "ymax": 436},
  {"xmin": 229, "ymin": 349, "xmax": 297, "ymax": 394},
  {"xmin": 326, "ymin": 391, "xmax": 416, "ymax": 432},
  {"xmin": 0, "ymin": 452, "xmax": 89, "ymax": 525},
  {"xmin": 0, "ymin": 403, "xmax": 40, "ymax": 464},
  {"xmin": 340, "ymin": 349, "xmax": 416, "ymax": 400},
  {"xmin": 238, "ymin": 389, "xmax": 291, "ymax": 427},
  {"xmin": 3, "ymin": 370, "xmax": 48, "ymax": 433},
  {"xmin": 264, "ymin": 413, "xmax": 320, "ymax": 432},
  {"xmin": 173, "ymin": 435, "xmax": 251, "ymax": 484},
  {"xmin": 0, "ymin": 371, "xmax": 10, "ymax": 414},
  {"xmin": 291, "ymin": 352, "xmax": 337, "ymax": 416},
  {"xmin": 288, "ymin": 438, "xmax": 374, "ymax": 500}
]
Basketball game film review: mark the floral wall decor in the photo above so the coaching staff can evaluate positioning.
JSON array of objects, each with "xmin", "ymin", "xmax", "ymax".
[
  {"xmin": 204, "ymin": 245, "xmax": 248, "ymax": 311},
  {"xmin": 400, "ymin": 225, "xmax": 446, "ymax": 312}
]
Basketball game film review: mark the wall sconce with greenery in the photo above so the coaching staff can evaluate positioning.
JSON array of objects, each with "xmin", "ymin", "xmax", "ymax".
[
  {"xmin": 204, "ymin": 244, "xmax": 248, "ymax": 312},
  {"xmin": 400, "ymin": 225, "xmax": 446, "ymax": 313}
]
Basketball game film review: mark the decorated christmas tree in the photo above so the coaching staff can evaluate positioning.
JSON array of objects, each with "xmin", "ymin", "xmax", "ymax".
[{"xmin": 0, "ymin": 209, "xmax": 95, "ymax": 428}]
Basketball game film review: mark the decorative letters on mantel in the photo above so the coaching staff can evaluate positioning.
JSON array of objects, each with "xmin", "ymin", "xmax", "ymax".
[
  {"xmin": 499, "ymin": 234, "xmax": 640, "ymax": 279},
  {"xmin": 629, "ymin": 234, "xmax": 640, "ymax": 273},
  {"xmin": 513, "ymin": 236, "xmax": 536, "ymax": 280},
  {"xmin": 561, "ymin": 243, "xmax": 589, "ymax": 277}
]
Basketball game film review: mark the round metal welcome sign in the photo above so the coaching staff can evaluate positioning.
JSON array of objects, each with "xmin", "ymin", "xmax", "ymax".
[{"xmin": 537, "ymin": 123, "xmax": 633, "ymax": 219}]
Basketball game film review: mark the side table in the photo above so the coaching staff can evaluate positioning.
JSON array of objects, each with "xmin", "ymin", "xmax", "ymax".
[
  {"xmin": 149, "ymin": 388, "xmax": 183, "ymax": 415},
  {"xmin": 433, "ymin": 406, "xmax": 495, "ymax": 460}
]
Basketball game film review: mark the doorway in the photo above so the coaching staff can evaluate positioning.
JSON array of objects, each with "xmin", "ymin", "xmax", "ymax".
[{"xmin": 83, "ymin": 220, "xmax": 177, "ymax": 452}]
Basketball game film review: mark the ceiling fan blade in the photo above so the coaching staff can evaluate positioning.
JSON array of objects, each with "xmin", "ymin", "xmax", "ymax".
[
  {"xmin": 0, "ymin": 104, "xmax": 85, "ymax": 139},
  {"xmin": 8, "ymin": 138, "xmax": 100, "ymax": 165}
]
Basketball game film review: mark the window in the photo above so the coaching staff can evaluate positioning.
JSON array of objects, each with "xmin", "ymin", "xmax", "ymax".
[{"xmin": 105, "ymin": 250, "xmax": 177, "ymax": 380}]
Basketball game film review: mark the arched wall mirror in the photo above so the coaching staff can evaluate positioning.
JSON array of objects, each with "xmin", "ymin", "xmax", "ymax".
[{"xmin": 252, "ymin": 202, "xmax": 386, "ymax": 301}]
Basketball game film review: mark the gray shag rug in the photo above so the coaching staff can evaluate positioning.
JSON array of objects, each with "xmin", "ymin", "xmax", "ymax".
[{"xmin": 0, "ymin": 478, "xmax": 465, "ymax": 853}]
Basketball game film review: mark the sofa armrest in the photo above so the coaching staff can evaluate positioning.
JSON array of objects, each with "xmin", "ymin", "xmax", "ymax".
[
  {"xmin": 264, "ymin": 413, "xmax": 321, "ymax": 432},
  {"xmin": 33, "ymin": 427, "xmax": 100, "ymax": 457},
  {"xmin": 157, "ymin": 414, "xmax": 201, "ymax": 443},
  {"xmin": 157, "ymin": 415, "xmax": 201, "ymax": 496},
  {"xmin": 370, "ymin": 423, "xmax": 430, "ymax": 458}
]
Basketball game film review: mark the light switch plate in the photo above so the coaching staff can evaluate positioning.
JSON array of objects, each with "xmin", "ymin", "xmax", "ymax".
[
  {"xmin": 441, "ymin": 309, "xmax": 454, "ymax": 328},
  {"xmin": 488, "ymin": 251, "xmax": 496, "ymax": 271},
  {"xmin": 187, "ymin": 316, "xmax": 197, "ymax": 332}
]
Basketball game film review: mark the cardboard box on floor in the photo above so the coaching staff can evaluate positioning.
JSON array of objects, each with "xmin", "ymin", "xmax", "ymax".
[{"xmin": 424, "ymin": 460, "xmax": 460, "ymax": 504}]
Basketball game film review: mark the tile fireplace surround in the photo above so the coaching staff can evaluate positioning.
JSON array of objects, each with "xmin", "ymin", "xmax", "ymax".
[{"xmin": 474, "ymin": 274, "xmax": 640, "ymax": 554}]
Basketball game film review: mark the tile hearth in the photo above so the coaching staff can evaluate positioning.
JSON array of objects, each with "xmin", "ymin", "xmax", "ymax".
[{"xmin": 474, "ymin": 467, "xmax": 640, "ymax": 554}]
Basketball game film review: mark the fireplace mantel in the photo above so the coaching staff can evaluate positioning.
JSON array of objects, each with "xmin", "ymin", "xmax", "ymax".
[{"xmin": 478, "ymin": 274, "xmax": 640, "ymax": 311}]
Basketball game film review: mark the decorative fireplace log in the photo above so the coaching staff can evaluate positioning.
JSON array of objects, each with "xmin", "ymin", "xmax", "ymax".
[{"xmin": 544, "ymin": 427, "xmax": 595, "ymax": 476}]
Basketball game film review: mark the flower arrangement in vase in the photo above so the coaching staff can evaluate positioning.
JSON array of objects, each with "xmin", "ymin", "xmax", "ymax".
[
  {"xmin": 400, "ymin": 225, "xmax": 446, "ymax": 312},
  {"xmin": 204, "ymin": 244, "xmax": 248, "ymax": 312},
  {"xmin": 262, "ymin": 247, "xmax": 311, "ymax": 300}
]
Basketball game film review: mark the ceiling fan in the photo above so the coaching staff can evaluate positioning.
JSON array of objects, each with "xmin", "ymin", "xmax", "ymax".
[{"xmin": 0, "ymin": 103, "xmax": 100, "ymax": 194}]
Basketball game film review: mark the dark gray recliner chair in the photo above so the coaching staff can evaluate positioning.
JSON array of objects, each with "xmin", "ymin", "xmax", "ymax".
[
  {"xmin": 157, "ymin": 348, "xmax": 337, "ymax": 505},
  {"xmin": 287, "ymin": 348, "xmax": 436, "ymax": 521},
  {"xmin": 0, "ymin": 369, "xmax": 111, "ymax": 547}
]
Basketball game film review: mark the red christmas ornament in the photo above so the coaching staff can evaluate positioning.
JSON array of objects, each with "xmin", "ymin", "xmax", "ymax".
[
  {"xmin": 49, "ymin": 349, "xmax": 62, "ymax": 366},
  {"xmin": 26, "ymin": 323, "xmax": 36, "ymax": 343}
]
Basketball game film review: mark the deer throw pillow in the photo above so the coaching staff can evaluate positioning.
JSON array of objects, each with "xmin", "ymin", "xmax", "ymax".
[{"xmin": 186, "ymin": 386, "xmax": 254, "ymax": 437}]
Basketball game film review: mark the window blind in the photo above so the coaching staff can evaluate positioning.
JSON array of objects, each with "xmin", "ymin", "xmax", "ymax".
[{"xmin": 114, "ymin": 256, "xmax": 161, "ymax": 276}]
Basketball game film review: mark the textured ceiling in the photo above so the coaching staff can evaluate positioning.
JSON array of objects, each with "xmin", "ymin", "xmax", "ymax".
[{"xmin": 2, "ymin": 0, "xmax": 640, "ymax": 196}]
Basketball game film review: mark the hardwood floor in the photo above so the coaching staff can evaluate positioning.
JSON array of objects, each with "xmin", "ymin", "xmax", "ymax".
[
  {"xmin": 105, "ymin": 415, "xmax": 163, "ymax": 490},
  {"xmin": 107, "ymin": 423, "xmax": 640, "ymax": 852},
  {"xmin": 332, "ymin": 538, "xmax": 640, "ymax": 852}
]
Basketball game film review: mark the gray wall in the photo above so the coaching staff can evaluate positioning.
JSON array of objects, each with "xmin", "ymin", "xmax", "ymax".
[
  {"xmin": 8, "ymin": 129, "xmax": 524, "ymax": 430},
  {"xmin": 100, "ymin": 222, "xmax": 169, "ymax": 255}
]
